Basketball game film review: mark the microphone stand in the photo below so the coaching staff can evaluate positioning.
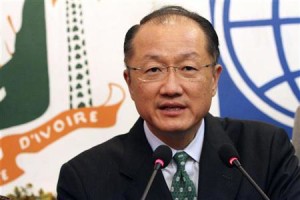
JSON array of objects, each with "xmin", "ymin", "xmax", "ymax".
[
  {"xmin": 140, "ymin": 163, "xmax": 161, "ymax": 200},
  {"xmin": 233, "ymin": 159, "xmax": 270, "ymax": 200}
]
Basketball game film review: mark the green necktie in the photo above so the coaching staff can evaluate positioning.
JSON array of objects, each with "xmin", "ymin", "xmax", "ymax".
[{"xmin": 171, "ymin": 152, "xmax": 197, "ymax": 200}]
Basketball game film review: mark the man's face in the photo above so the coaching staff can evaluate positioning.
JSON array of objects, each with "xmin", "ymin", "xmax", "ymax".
[{"xmin": 124, "ymin": 17, "xmax": 222, "ymax": 142}]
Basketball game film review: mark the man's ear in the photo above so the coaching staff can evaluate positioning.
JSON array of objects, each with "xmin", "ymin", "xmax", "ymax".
[
  {"xmin": 123, "ymin": 69, "xmax": 134, "ymax": 98},
  {"xmin": 123, "ymin": 69, "xmax": 130, "ymax": 85},
  {"xmin": 212, "ymin": 64, "xmax": 222, "ymax": 96}
]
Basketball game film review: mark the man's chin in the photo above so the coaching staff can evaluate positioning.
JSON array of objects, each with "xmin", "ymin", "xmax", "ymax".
[{"xmin": 155, "ymin": 125, "xmax": 190, "ymax": 134}]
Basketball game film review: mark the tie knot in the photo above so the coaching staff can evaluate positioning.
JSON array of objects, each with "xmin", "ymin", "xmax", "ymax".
[{"xmin": 173, "ymin": 151, "xmax": 189, "ymax": 168}]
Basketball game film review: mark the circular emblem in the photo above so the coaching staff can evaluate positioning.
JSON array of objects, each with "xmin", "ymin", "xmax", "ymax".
[{"xmin": 214, "ymin": 0, "xmax": 300, "ymax": 127}]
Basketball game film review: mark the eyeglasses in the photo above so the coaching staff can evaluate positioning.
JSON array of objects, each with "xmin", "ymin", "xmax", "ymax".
[{"xmin": 126, "ymin": 62, "xmax": 216, "ymax": 82}]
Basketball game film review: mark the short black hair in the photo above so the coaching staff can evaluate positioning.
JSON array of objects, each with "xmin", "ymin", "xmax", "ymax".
[{"xmin": 123, "ymin": 5, "xmax": 220, "ymax": 64}]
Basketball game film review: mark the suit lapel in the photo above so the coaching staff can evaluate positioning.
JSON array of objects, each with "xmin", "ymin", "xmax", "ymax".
[
  {"xmin": 118, "ymin": 115, "xmax": 243, "ymax": 200},
  {"xmin": 119, "ymin": 118, "xmax": 173, "ymax": 200},
  {"xmin": 197, "ymin": 114, "xmax": 242, "ymax": 200}
]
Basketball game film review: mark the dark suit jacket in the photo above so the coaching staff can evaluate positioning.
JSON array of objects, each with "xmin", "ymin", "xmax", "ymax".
[{"xmin": 57, "ymin": 114, "xmax": 300, "ymax": 200}]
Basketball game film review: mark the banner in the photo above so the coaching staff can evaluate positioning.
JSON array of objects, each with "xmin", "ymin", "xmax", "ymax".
[{"xmin": 0, "ymin": 0, "xmax": 299, "ymax": 196}]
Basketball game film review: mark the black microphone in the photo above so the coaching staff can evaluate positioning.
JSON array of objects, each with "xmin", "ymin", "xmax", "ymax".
[
  {"xmin": 218, "ymin": 144, "xmax": 270, "ymax": 200},
  {"xmin": 141, "ymin": 145, "xmax": 172, "ymax": 200}
]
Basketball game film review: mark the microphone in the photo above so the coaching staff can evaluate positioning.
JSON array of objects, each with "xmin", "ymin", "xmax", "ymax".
[
  {"xmin": 218, "ymin": 144, "xmax": 270, "ymax": 200},
  {"xmin": 141, "ymin": 145, "xmax": 172, "ymax": 200}
]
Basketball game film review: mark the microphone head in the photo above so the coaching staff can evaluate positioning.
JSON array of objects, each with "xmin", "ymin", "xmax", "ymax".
[
  {"xmin": 153, "ymin": 145, "xmax": 172, "ymax": 169},
  {"xmin": 218, "ymin": 144, "xmax": 240, "ymax": 167}
]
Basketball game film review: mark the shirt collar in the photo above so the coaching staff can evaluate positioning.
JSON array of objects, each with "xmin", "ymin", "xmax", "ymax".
[{"xmin": 144, "ymin": 120, "xmax": 205, "ymax": 163}]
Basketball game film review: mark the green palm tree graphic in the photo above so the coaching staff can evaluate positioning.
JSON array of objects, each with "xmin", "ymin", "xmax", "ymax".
[{"xmin": 66, "ymin": 0, "xmax": 93, "ymax": 109}]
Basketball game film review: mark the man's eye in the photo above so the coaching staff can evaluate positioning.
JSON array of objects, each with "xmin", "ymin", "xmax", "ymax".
[
  {"xmin": 144, "ymin": 67, "xmax": 162, "ymax": 73},
  {"xmin": 181, "ymin": 66, "xmax": 198, "ymax": 71}
]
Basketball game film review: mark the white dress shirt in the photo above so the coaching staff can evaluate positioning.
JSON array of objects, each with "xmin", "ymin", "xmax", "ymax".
[{"xmin": 144, "ymin": 120, "xmax": 205, "ymax": 194}]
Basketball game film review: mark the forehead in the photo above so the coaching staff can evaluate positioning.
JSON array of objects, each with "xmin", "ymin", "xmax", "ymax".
[
  {"xmin": 131, "ymin": 16, "xmax": 209, "ymax": 62},
  {"xmin": 137, "ymin": 15, "xmax": 204, "ymax": 37}
]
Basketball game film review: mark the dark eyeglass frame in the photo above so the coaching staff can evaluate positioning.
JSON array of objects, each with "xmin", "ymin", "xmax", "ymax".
[{"xmin": 126, "ymin": 62, "xmax": 217, "ymax": 82}]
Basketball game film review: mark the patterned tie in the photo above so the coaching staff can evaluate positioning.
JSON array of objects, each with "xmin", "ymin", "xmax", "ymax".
[{"xmin": 171, "ymin": 152, "xmax": 197, "ymax": 200}]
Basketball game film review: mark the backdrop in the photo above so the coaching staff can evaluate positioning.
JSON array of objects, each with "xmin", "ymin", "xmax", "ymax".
[{"xmin": 0, "ymin": 0, "xmax": 299, "ymax": 196}]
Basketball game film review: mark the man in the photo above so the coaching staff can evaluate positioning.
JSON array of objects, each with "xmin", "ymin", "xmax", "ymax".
[{"xmin": 57, "ymin": 6, "xmax": 300, "ymax": 200}]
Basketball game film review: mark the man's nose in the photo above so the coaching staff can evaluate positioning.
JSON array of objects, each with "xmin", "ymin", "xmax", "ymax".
[{"xmin": 159, "ymin": 69, "xmax": 183, "ymax": 96}]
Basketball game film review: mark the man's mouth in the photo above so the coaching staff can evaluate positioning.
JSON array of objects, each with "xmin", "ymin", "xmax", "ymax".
[
  {"xmin": 161, "ymin": 106, "xmax": 183, "ymax": 110},
  {"xmin": 159, "ymin": 103, "xmax": 186, "ymax": 113}
]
